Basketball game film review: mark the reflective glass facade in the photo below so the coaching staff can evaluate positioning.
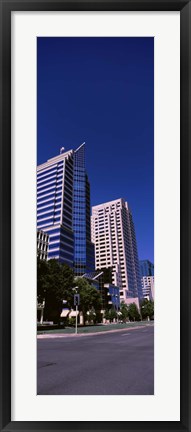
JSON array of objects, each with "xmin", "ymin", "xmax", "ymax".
[
  {"xmin": 107, "ymin": 284, "xmax": 121, "ymax": 309},
  {"xmin": 139, "ymin": 260, "xmax": 154, "ymax": 277},
  {"xmin": 37, "ymin": 145, "xmax": 95, "ymax": 274},
  {"xmin": 73, "ymin": 145, "xmax": 95, "ymax": 275},
  {"xmin": 37, "ymin": 152, "xmax": 74, "ymax": 266},
  {"xmin": 73, "ymin": 145, "xmax": 86, "ymax": 275}
]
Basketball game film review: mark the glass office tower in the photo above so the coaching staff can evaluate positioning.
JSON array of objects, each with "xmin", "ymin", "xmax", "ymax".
[
  {"xmin": 37, "ymin": 143, "xmax": 95, "ymax": 274},
  {"xmin": 73, "ymin": 144, "xmax": 95, "ymax": 275},
  {"xmin": 139, "ymin": 260, "xmax": 154, "ymax": 277}
]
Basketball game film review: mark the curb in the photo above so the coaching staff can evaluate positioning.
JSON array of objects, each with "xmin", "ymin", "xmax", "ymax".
[{"xmin": 37, "ymin": 323, "xmax": 154, "ymax": 339}]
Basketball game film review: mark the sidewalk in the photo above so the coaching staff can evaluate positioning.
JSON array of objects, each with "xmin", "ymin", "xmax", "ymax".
[{"xmin": 37, "ymin": 322, "xmax": 154, "ymax": 339}]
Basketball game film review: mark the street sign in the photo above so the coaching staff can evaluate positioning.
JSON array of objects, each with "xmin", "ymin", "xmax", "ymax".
[{"xmin": 74, "ymin": 294, "xmax": 80, "ymax": 306}]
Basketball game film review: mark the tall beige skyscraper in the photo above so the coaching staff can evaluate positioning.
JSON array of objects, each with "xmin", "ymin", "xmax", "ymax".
[{"xmin": 91, "ymin": 198, "xmax": 142, "ymax": 303}]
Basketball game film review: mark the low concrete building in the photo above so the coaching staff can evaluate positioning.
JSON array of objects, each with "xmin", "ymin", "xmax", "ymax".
[{"xmin": 82, "ymin": 271, "xmax": 120, "ymax": 312}]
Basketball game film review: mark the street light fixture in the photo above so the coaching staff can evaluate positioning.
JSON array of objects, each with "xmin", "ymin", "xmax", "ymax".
[{"xmin": 72, "ymin": 286, "xmax": 79, "ymax": 293}]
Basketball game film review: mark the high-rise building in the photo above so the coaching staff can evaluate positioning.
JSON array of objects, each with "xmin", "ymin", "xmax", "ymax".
[
  {"xmin": 139, "ymin": 259, "xmax": 154, "ymax": 277},
  {"xmin": 139, "ymin": 260, "xmax": 154, "ymax": 301},
  {"xmin": 91, "ymin": 198, "xmax": 142, "ymax": 303},
  {"xmin": 37, "ymin": 143, "xmax": 94, "ymax": 275},
  {"xmin": 141, "ymin": 276, "xmax": 154, "ymax": 301}
]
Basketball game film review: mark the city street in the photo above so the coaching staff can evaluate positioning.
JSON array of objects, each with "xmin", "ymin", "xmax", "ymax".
[{"xmin": 37, "ymin": 325, "xmax": 154, "ymax": 395}]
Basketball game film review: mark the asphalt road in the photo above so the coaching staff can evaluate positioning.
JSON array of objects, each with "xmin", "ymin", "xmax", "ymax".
[{"xmin": 37, "ymin": 325, "xmax": 154, "ymax": 395}]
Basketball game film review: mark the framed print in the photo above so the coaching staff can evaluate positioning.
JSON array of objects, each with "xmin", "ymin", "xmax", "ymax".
[{"xmin": 0, "ymin": 0, "xmax": 190, "ymax": 431}]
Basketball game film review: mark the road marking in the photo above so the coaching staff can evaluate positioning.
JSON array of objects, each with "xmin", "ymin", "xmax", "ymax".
[{"xmin": 121, "ymin": 334, "xmax": 129, "ymax": 336}]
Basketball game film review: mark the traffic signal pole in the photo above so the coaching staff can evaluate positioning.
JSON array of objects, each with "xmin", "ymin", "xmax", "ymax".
[
  {"xmin": 73, "ymin": 291, "xmax": 80, "ymax": 334},
  {"xmin": 75, "ymin": 303, "xmax": 78, "ymax": 334}
]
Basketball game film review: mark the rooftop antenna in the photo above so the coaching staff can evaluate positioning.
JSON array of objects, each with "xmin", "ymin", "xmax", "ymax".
[
  {"xmin": 60, "ymin": 147, "xmax": 65, "ymax": 154},
  {"xmin": 74, "ymin": 141, "xmax": 85, "ymax": 153}
]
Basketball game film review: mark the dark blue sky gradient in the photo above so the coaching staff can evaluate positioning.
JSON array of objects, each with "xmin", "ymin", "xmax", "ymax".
[{"xmin": 37, "ymin": 37, "xmax": 154, "ymax": 263}]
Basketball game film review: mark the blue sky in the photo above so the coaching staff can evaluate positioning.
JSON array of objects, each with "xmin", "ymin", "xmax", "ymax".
[{"xmin": 37, "ymin": 37, "xmax": 154, "ymax": 263}]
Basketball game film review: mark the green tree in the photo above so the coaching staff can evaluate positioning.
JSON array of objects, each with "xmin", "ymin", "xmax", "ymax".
[
  {"xmin": 120, "ymin": 301, "xmax": 129, "ymax": 322},
  {"xmin": 74, "ymin": 277, "xmax": 102, "ymax": 325},
  {"xmin": 104, "ymin": 307, "xmax": 117, "ymax": 323},
  {"xmin": 68, "ymin": 317, "xmax": 76, "ymax": 326},
  {"xmin": 87, "ymin": 310, "xmax": 96, "ymax": 324},
  {"xmin": 37, "ymin": 256, "xmax": 49, "ymax": 304},
  {"xmin": 127, "ymin": 303, "xmax": 141, "ymax": 321},
  {"xmin": 104, "ymin": 309, "xmax": 110, "ymax": 321},
  {"xmin": 109, "ymin": 308, "xmax": 117, "ymax": 322},
  {"xmin": 37, "ymin": 258, "xmax": 74, "ymax": 324},
  {"xmin": 141, "ymin": 299, "xmax": 154, "ymax": 320},
  {"xmin": 95, "ymin": 311, "xmax": 103, "ymax": 324},
  {"xmin": 99, "ymin": 267, "xmax": 113, "ymax": 284}
]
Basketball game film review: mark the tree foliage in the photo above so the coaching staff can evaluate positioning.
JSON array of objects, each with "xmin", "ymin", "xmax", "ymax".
[
  {"xmin": 99, "ymin": 267, "xmax": 113, "ymax": 284},
  {"xmin": 37, "ymin": 256, "xmax": 49, "ymax": 304},
  {"xmin": 74, "ymin": 277, "xmax": 102, "ymax": 324},
  {"xmin": 37, "ymin": 258, "xmax": 74, "ymax": 323},
  {"xmin": 127, "ymin": 303, "xmax": 141, "ymax": 321},
  {"xmin": 119, "ymin": 300, "xmax": 141, "ymax": 322},
  {"xmin": 120, "ymin": 302, "xmax": 129, "ymax": 322},
  {"xmin": 141, "ymin": 299, "xmax": 154, "ymax": 320},
  {"xmin": 104, "ymin": 307, "xmax": 117, "ymax": 322}
]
